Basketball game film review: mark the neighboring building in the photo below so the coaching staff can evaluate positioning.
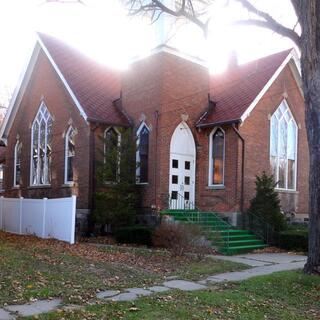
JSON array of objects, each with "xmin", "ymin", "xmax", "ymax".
[{"xmin": 0, "ymin": 33, "xmax": 308, "ymax": 233}]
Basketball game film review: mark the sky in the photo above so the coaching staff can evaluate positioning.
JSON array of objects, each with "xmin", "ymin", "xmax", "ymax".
[{"xmin": 0, "ymin": 0, "xmax": 298, "ymax": 108}]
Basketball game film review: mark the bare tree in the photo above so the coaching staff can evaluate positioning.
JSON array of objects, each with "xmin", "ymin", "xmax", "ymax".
[{"xmin": 124, "ymin": 0, "xmax": 320, "ymax": 275}]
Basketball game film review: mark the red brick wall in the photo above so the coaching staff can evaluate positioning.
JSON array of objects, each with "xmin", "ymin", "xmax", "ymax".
[
  {"xmin": 122, "ymin": 52, "xmax": 308, "ymax": 216},
  {"xmin": 239, "ymin": 65, "xmax": 309, "ymax": 215},
  {"xmin": 3, "ymin": 49, "xmax": 91, "ymax": 209},
  {"xmin": 122, "ymin": 51, "xmax": 210, "ymax": 211}
]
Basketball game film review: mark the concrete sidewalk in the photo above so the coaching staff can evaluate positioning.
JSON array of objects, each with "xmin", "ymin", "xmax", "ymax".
[{"xmin": 0, "ymin": 253, "xmax": 307, "ymax": 319}]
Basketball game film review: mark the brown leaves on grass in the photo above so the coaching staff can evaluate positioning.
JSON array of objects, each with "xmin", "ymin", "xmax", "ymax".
[{"xmin": 0, "ymin": 231, "xmax": 203, "ymax": 276}]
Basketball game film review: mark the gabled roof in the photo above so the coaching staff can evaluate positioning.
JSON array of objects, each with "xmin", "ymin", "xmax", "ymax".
[
  {"xmin": 0, "ymin": 33, "xmax": 129, "ymax": 143},
  {"xmin": 38, "ymin": 33, "xmax": 128, "ymax": 125},
  {"xmin": 196, "ymin": 49, "xmax": 301, "ymax": 128}
]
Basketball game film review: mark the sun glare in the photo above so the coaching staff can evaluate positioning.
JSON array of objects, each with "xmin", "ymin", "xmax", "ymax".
[{"xmin": 0, "ymin": 0, "xmax": 297, "ymax": 104}]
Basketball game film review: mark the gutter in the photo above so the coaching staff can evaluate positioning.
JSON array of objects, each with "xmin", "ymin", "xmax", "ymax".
[{"xmin": 196, "ymin": 118, "xmax": 242, "ymax": 129}]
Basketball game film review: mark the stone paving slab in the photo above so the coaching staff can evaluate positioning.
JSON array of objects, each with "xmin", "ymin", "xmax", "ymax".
[
  {"xmin": 206, "ymin": 261, "xmax": 305, "ymax": 283},
  {"xmin": 5, "ymin": 299, "xmax": 61, "ymax": 317},
  {"xmin": 148, "ymin": 285, "xmax": 171, "ymax": 293},
  {"xmin": 107, "ymin": 292, "xmax": 138, "ymax": 302},
  {"xmin": 211, "ymin": 255, "xmax": 273, "ymax": 267},
  {"xmin": 163, "ymin": 280, "xmax": 207, "ymax": 291},
  {"xmin": 0, "ymin": 309, "xmax": 14, "ymax": 320},
  {"xmin": 97, "ymin": 290, "xmax": 120, "ymax": 299},
  {"xmin": 235, "ymin": 253, "xmax": 307, "ymax": 264},
  {"xmin": 126, "ymin": 288, "xmax": 152, "ymax": 296}
]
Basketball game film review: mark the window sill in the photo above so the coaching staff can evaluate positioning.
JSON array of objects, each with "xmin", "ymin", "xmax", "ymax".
[
  {"xmin": 62, "ymin": 182, "xmax": 76, "ymax": 188},
  {"xmin": 28, "ymin": 185, "xmax": 51, "ymax": 189},
  {"xmin": 275, "ymin": 189, "xmax": 299, "ymax": 194},
  {"xmin": 207, "ymin": 185, "xmax": 225, "ymax": 190},
  {"xmin": 136, "ymin": 182, "xmax": 149, "ymax": 186},
  {"xmin": 12, "ymin": 186, "xmax": 20, "ymax": 190}
]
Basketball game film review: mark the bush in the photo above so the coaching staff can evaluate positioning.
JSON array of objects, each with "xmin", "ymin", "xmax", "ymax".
[
  {"xmin": 279, "ymin": 229, "xmax": 308, "ymax": 252},
  {"xmin": 152, "ymin": 222, "xmax": 210, "ymax": 258},
  {"xmin": 114, "ymin": 226, "xmax": 154, "ymax": 246},
  {"xmin": 248, "ymin": 172, "xmax": 287, "ymax": 232}
]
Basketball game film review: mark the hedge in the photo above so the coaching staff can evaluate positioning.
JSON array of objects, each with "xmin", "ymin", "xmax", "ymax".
[
  {"xmin": 114, "ymin": 226, "xmax": 154, "ymax": 246},
  {"xmin": 278, "ymin": 229, "xmax": 308, "ymax": 252}
]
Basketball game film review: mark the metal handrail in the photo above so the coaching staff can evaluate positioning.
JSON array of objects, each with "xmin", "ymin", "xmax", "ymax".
[
  {"xmin": 243, "ymin": 212, "xmax": 279, "ymax": 245},
  {"xmin": 167, "ymin": 192, "xmax": 231, "ymax": 252}
]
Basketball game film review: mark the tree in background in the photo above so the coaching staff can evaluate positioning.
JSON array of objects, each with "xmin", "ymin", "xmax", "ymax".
[
  {"xmin": 248, "ymin": 172, "xmax": 286, "ymax": 232},
  {"xmin": 124, "ymin": 0, "xmax": 320, "ymax": 275},
  {"xmin": 92, "ymin": 128, "xmax": 138, "ymax": 232}
]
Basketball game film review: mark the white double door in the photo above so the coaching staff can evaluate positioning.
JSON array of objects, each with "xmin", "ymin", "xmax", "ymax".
[{"xmin": 169, "ymin": 153, "xmax": 195, "ymax": 209}]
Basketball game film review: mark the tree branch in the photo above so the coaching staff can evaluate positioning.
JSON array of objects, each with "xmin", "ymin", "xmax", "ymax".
[
  {"xmin": 234, "ymin": 0, "xmax": 301, "ymax": 47},
  {"xmin": 126, "ymin": 0, "xmax": 210, "ymax": 36}
]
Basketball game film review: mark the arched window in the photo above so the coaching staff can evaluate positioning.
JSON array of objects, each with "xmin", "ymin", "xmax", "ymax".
[
  {"xmin": 136, "ymin": 122, "xmax": 149, "ymax": 184},
  {"xmin": 104, "ymin": 127, "xmax": 121, "ymax": 183},
  {"xmin": 14, "ymin": 140, "xmax": 22, "ymax": 187},
  {"xmin": 209, "ymin": 127, "xmax": 225, "ymax": 186},
  {"xmin": 270, "ymin": 100, "xmax": 298, "ymax": 190},
  {"xmin": 65, "ymin": 126, "xmax": 76, "ymax": 184},
  {"xmin": 30, "ymin": 102, "xmax": 53, "ymax": 186}
]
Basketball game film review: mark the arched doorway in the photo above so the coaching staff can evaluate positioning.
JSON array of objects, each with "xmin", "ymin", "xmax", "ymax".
[{"xmin": 169, "ymin": 122, "xmax": 196, "ymax": 209}]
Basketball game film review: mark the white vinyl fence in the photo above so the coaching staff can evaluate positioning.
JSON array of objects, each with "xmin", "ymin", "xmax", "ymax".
[{"xmin": 0, "ymin": 196, "xmax": 76, "ymax": 244}]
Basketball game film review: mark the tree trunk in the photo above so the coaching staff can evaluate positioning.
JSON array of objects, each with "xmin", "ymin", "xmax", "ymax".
[{"xmin": 300, "ymin": 39, "xmax": 320, "ymax": 275}]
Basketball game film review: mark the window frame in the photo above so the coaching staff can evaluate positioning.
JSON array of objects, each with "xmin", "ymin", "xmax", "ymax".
[
  {"xmin": 104, "ymin": 126, "xmax": 121, "ymax": 184},
  {"xmin": 136, "ymin": 122, "xmax": 150, "ymax": 185},
  {"xmin": 13, "ymin": 140, "xmax": 22, "ymax": 187},
  {"xmin": 30, "ymin": 101, "xmax": 53, "ymax": 187},
  {"xmin": 208, "ymin": 127, "xmax": 225, "ymax": 188},
  {"xmin": 64, "ymin": 126, "xmax": 76, "ymax": 185},
  {"xmin": 270, "ymin": 99, "xmax": 298, "ymax": 191},
  {"xmin": 0, "ymin": 164, "xmax": 5, "ymax": 192}
]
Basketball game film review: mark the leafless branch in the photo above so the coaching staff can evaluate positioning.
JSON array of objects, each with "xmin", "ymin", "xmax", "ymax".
[{"xmin": 234, "ymin": 0, "xmax": 301, "ymax": 47}]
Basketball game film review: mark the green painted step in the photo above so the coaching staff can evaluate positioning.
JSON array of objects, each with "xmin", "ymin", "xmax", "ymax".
[
  {"xmin": 160, "ymin": 209, "xmax": 267, "ymax": 255},
  {"xmin": 217, "ymin": 239, "xmax": 265, "ymax": 246},
  {"xmin": 219, "ymin": 244, "xmax": 267, "ymax": 255},
  {"xmin": 221, "ymin": 234, "xmax": 258, "ymax": 241}
]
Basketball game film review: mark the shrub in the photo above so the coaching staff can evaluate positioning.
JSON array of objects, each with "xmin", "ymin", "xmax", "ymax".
[
  {"xmin": 248, "ymin": 172, "xmax": 286, "ymax": 232},
  {"xmin": 152, "ymin": 221, "xmax": 210, "ymax": 258},
  {"xmin": 114, "ymin": 226, "xmax": 154, "ymax": 246},
  {"xmin": 91, "ymin": 128, "xmax": 138, "ymax": 231},
  {"xmin": 279, "ymin": 229, "xmax": 308, "ymax": 252}
]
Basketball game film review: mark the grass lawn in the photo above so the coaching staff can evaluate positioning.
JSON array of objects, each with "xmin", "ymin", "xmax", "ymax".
[
  {"xmin": 32, "ymin": 271, "xmax": 320, "ymax": 320},
  {"xmin": 0, "ymin": 231, "xmax": 245, "ymax": 306}
]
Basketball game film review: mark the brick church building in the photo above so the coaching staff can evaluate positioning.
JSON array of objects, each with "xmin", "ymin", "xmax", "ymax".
[{"xmin": 0, "ymin": 32, "xmax": 308, "ymax": 231}]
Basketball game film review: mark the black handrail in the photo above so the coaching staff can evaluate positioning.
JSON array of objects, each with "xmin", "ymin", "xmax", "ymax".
[{"xmin": 242, "ymin": 212, "xmax": 279, "ymax": 246}]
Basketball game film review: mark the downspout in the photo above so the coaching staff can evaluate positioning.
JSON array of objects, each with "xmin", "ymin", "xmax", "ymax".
[
  {"xmin": 232, "ymin": 124, "xmax": 245, "ymax": 214},
  {"xmin": 154, "ymin": 110, "xmax": 159, "ymax": 209},
  {"xmin": 88, "ymin": 123, "xmax": 99, "ymax": 224}
]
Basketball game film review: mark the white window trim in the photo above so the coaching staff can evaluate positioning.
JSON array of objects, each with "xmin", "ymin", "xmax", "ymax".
[
  {"xmin": 0, "ymin": 164, "xmax": 5, "ymax": 192},
  {"xmin": 208, "ymin": 127, "xmax": 225, "ymax": 187},
  {"xmin": 136, "ymin": 121, "xmax": 150, "ymax": 185},
  {"xmin": 270, "ymin": 99, "xmax": 298, "ymax": 191},
  {"xmin": 13, "ymin": 140, "xmax": 21, "ymax": 187},
  {"xmin": 104, "ymin": 126, "xmax": 121, "ymax": 184},
  {"xmin": 64, "ymin": 126, "xmax": 76, "ymax": 185},
  {"xmin": 30, "ymin": 101, "xmax": 53, "ymax": 186}
]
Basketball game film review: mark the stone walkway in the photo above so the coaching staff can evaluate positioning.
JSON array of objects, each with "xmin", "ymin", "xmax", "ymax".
[{"xmin": 0, "ymin": 253, "xmax": 307, "ymax": 319}]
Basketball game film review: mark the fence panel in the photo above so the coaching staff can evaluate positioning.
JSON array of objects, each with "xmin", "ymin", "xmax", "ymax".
[
  {"xmin": 45, "ymin": 196, "xmax": 76, "ymax": 244},
  {"xmin": 0, "ymin": 196, "xmax": 76, "ymax": 244},
  {"xmin": 21, "ymin": 199, "xmax": 46, "ymax": 237},
  {"xmin": 2, "ymin": 198, "xmax": 21, "ymax": 234}
]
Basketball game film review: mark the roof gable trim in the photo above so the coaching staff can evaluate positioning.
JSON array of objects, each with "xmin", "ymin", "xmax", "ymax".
[
  {"xmin": 0, "ymin": 44, "xmax": 41, "ymax": 144},
  {"xmin": 240, "ymin": 49, "xmax": 301, "ymax": 124},
  {"xmin": 37, "ymin": 35, "xmax": 88, "ymax": 121}
]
